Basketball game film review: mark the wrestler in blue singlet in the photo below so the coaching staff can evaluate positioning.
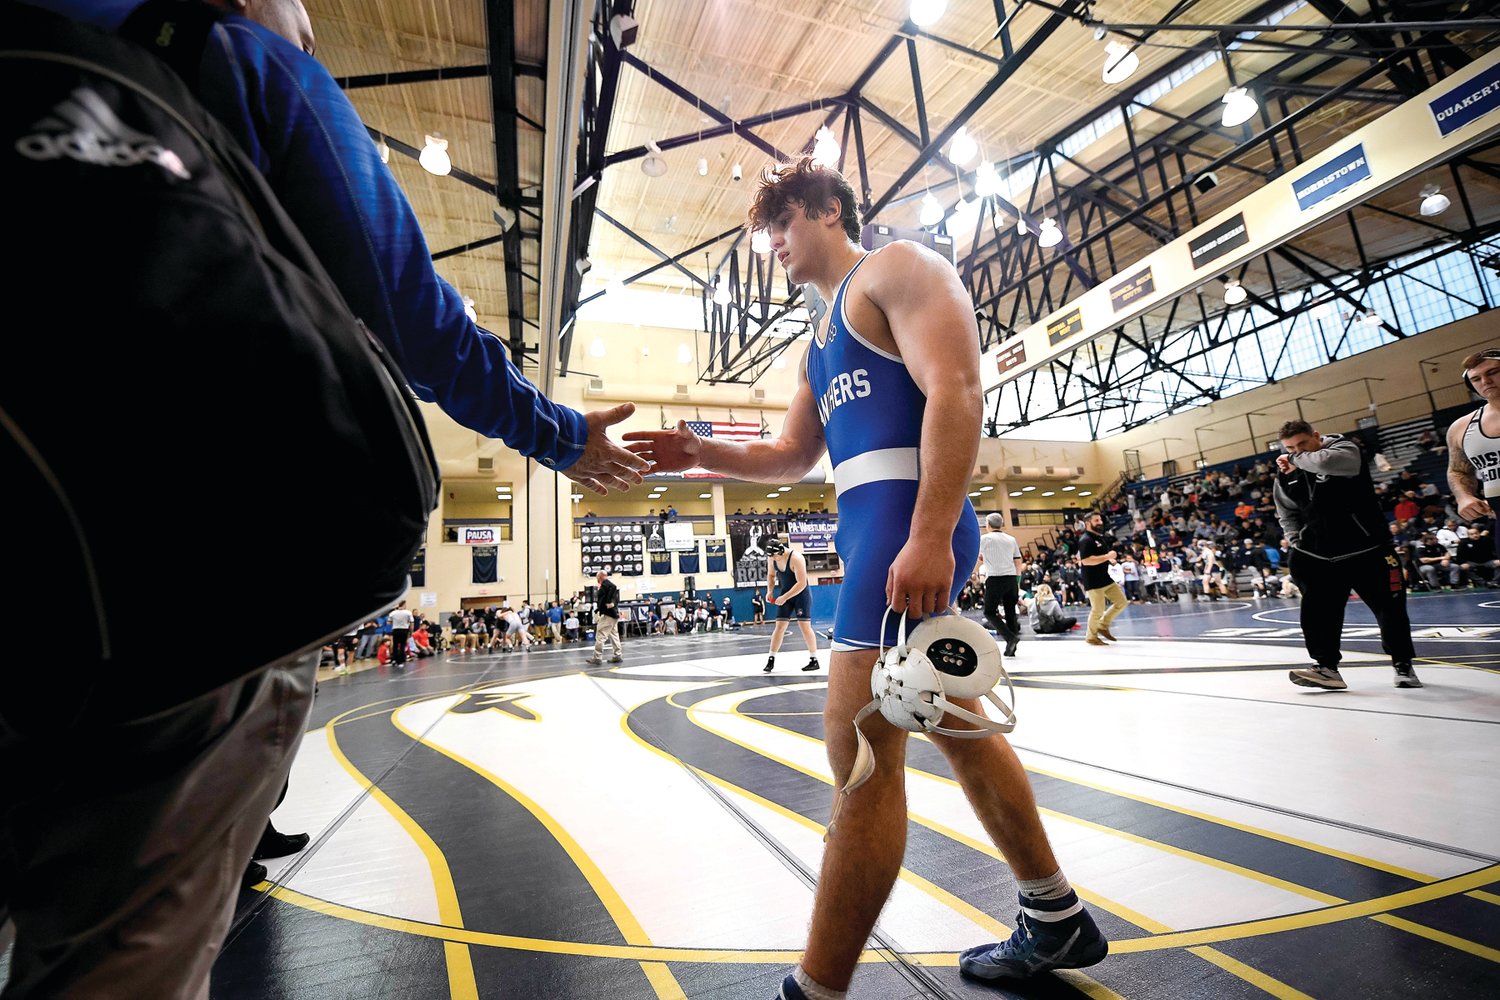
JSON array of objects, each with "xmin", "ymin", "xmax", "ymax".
[
  {"xmin": 772, "ymin": 552, "xmax": 812, "ymax": 619},
  {"xmin": 805, "ymin": 248, "xmax": 980, "ymax": 650}
]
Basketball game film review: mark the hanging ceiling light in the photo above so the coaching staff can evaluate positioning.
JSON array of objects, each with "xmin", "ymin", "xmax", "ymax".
[
  {"xmin": 697, "ymin": 156, "xmax": 708, "ymax": 176},
  {"xmin": 1222, "ymin": 279, "xmax": 1247, "ymax": 305},
  {"xmin": 641, "ymin": 140, "xmax": 668, "ymax": 177},
  {"xmin": 462, "ymin": 295, "xmax": 477, "ymax": 322},
  {"xmin": 1037, "ymin": 218, "xmax": 1063, "ymax": 248},
  {"xmin": 919, "ymin": 192, "xmax": 944, "ymax": 227},
  {"xmin": 1419, "ymin": 184, "xmax": 1451, "ymax": 217},
  {"xmin": 910, "ymin": 0, "xmax": 947, "ymax": 28},
  {"xmin": 812, "ymin": 126, "xmax": 840, "ymax": 167},
  {"xmin": 419, "ymin": 133, "xmax": 450, "ymax": 175},
  {"xmin": 772, "ymin": 354, "xmax": 788, "ymax": 369},
  {"xmin": 950, "ymin": 196, "xmax": 979, "ymax": 230},
  {"xmin": 751, "ymin": 228, "xmax": 772, "ymax": 254},
  {"xmin": 677, "ymin": 343, "xmax": 693, "ymax": 364},
  {"xmin": 973, "ymin": 159, "xmax": 1001, "ymax": 198},
  {"xmin": 1221, "ymin": 87, "xmax": 1258, "ymax": 128},
  {"xmin": 1101, "ymin": 40, "xmax": 1139, "ymax": 85},
  {"xmin": 374, "ymin": 136, "xmax": 390, "ymax": 164},
  {"xmin": 589, "ymin": 337, "xmax": 606, "ymax": 357},
  {"xmin": 1016, "ymin": 216, "xmax": 1030, "ymax": 236},
  {"xmin": 1362, "ymin": 312, "xmax": 1384, "ymax": 328},
  {"xmin": 948, "ymin": 126, "xmax": 977, "ymax": 166},
  {"xmin": 713, "ymin": 280, "xmax": 731, "ymax": 306}
]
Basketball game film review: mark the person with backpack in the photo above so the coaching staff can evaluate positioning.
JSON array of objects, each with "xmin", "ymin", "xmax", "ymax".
[{"xmin": 1, "ymin": 1, "xmax": 655, "ymax": 996}]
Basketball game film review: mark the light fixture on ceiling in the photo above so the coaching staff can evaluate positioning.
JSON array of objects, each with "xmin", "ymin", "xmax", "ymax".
[
  {"xmin": 948, "ymin": 126, "xmax": 977, "ymax": 166},
  {"xmin": 713, "ymin": 279, "xmax": 731, "ymax": 306},
  {"xmin": 772, "ymin": 353, "xmax": 788, "ymax": 369},
  {"xmin": 766, "ymin": 492, "xmax": 779, "ymax": 499},
  {"xmin": 641, "ymin": 140, "xmax": 667, "ymax": 177},
  {"xmin": 969, "ymin": 491, "xmax": 981, "ymax": 498},
  {"xmin": 677, "ymin": 343, "xmax": 693, "ymax": 364},
  {"xmin": 974, "ymin": 159, "xmax": 1001, "ymax": 198},
  {"xmin": 778, "ymin": 486, "xmax": 792, "ymax": 492},
  {"xmin": 1061, "ymin": 485, "xmax": 1075, "ymax": 491},
  {"xmin": 374, "ymin": 136, "xmax": 390, "ymax": 164},
  {"xmin": 731, "ymin": 162, "xmax": 743, "ymax": 182},
  {"xmin": 751, "ymin": 228, "xmax": 772, "ymax": 254},
  {"xmin": 1222, "ymin": 278, "xmax": 1247, "ymax": 305},
  {"xmin": 589, "ymin": 337, "xmax": 606, "ymax": 357},
  {"xmin": 1022, "ymin": 485, "xmax": 1037, "ymax": 492},
  {"xmin": 812, "ymin": 126, "xmax": 840, "ymax": 167},
  {"xmin": 950, "ymin": 196, "xmax": 979, "ymax": 229},
  {"xmin": 1362, "ymin": 312, "xmax": 1384, "ymax": 328},
  {"xmin": 1419, "ymin": 184, "xmax": 1450, "ymax": 217},
  {"xmin": 640, "ymin": 345, "xmax": 650, "ymax": 358},
  {"xmin": 1101, "ymin": 40, "xmax": 1139, "ymax": 84},
  {"xmin": 919, "ymin": 192, "xmax": 944, "ymax": 227},
  {"xmin": 1009, "ymin": 490, "xmax": 1023, "ymax": 497},
  {"xmin": 1037, "ymin": 218, "xmax": 1063, "ymax": 248},
  {"xmin": 419, "ymin": 133, "xmax": 450, "ymax": 176},
  {"xmin": 697, "ymin": 157, "xmax": 708, "ymax": 176},
  {"xmin": 910, "ymin": 0, "xmax": 947, "ymax": 26},
  {"xmin": 979, "ymin": 485, "xmax": 994, "ymax": 492},
  {"xmin": 609, "ymin": 13, "xmax": 639, "ymax": 48},
  {"xmin": 572, "ymin": 494, "xmax": 583, "ymax": 502},
  {"xmin": 462, "ymin": 295, "xmax": 477, "ymax": 322},
  {"xmin": 1078, "ymin": 491, "xmax": 1092, "ymax": 497},
  {"xmin": 1042, "ymin": 491, "xmax": 1056, "ymax": 497},
  {"xmin": 699, "ymin": 492, "xmax": 712, "ymax": 499},
  {"xmin": 1221, "ymin": 86, "xmax": 1258, "ymax": 128},
  {"xmin": 1016, "ymin": 217, "xmax": 1030, "ymax": 236}
]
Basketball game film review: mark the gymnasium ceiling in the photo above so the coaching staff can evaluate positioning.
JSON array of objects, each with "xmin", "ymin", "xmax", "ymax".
[{"xmin": 305, "ymin": 0, "xmax": 1500, "ymax": 401}]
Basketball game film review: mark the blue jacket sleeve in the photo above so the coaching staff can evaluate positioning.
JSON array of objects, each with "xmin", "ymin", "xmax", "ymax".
[{"xmin": 197, "ymin": 18, "xmax": 588, "ymax": 471}]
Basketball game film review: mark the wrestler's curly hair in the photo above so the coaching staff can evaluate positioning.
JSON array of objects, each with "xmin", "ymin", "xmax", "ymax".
[{"xmin": 746, "ymin": 155, "xmax": 861, "ymax": 243}]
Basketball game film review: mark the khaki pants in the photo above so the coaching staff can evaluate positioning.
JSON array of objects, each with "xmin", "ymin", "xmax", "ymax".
[
  {"xmin": 1, "ymin": 651, "xmax": 317, "ymax": 999},
  {"xmin": 1086, "ymin": 583, "xmax": 1127, "ymax": 639},
  {"xmin": 594, "ymin": 615, "xmax": 622, "ymax": 658}
]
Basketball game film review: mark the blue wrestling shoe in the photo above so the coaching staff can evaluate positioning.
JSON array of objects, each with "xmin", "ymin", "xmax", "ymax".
[
  {"xmin": 775, "ymin": 973, "xmax": 810, "ymax": 999},
  {"xmin": 959, "ymin": 891, "xmax": 1108, "ymax": 981}
]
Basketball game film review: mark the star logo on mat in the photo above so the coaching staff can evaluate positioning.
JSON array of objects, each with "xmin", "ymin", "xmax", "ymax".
[{"xmin": 448, "ymin": 690, "xmax": 540, "ymax": 722}]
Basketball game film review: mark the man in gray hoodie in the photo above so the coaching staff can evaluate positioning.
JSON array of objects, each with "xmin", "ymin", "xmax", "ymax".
[{"xmin": 1273, "ymin": 420, "xmax": 1419, "ymax": 690}]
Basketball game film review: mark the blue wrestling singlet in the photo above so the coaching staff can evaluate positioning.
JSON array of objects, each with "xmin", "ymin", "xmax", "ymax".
[
  {"xmin": 772, "ymin": 554, "xmax": 812, "ymax": 620},
  {"xmin": 804, "ymin": 249, "xmax": 980, "ymax": 650}
]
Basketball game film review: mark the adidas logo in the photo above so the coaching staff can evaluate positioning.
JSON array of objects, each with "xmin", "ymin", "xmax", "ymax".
[{"xmin": 15, "ymin": 86, "xmax": 191, "ymax": 179}]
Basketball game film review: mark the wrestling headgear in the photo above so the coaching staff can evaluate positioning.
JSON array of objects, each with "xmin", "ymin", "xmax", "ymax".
[
  {"xmin": 763, "ymin": 537, "xmax": 787, "ymax": 555},
  {"xmin": 827, "ymin": 609, "xmax": 1017, "ymax": 839}
]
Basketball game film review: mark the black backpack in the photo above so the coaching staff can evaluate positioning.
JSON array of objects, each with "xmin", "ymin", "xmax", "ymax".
[{"xmin": 1, "ymin": 1, "xmax": 439, "ymax": 723}]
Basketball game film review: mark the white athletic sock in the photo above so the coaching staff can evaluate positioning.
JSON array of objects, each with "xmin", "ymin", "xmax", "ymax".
[
  {"xmin": 1018, "ymin": 869, "xmax": 1072, "ymax": 901},
  {"xmin": 792, "ymin": 965, "xmax": 847, "ymax": 1000}
]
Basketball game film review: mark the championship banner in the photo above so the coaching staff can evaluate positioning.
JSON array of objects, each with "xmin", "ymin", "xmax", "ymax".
[
  {"xmin": 664, "ymin": 522, "xmax": 696, "ymax": 550},
  {"xmin": 471, "ymin": 545, "xmax": 497, "ymax": 584}
]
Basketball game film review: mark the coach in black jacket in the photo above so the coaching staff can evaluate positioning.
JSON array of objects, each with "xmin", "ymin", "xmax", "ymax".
[{"xmin": 1273, "ymin": 420, "xmax": 1419, "ymax": 690}]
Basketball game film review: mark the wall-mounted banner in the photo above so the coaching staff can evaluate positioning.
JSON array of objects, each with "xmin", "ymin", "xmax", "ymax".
[
  {"xmin": 1046, "ymin": 308, "xmax": 1083, "ymax": 346},
  {"xmin": 1292, "ymin": 143, "xmax": 1371, "ymax": 212},
  {"xmin": 1109, "ymin": 267, "xmax": 1155, "ymax": 312},
  {"xmin": 459, "ymin": 526, "xmax": 500, "ymax": 545},
  {"xmin": 790, "ymin": 519, "xmax": 837, "ymax": 553},
  {"xmin": 1430, "ymin": 61, "xmax": 1500, "ymax": 138},
  {"xmin": 995, "ymin": 339, "xmax": 1027, "ymax": 375},
  {"xmin": 664, "ymin": 522, "xmax": 696, "ymax": 550},
  {"xmin": 1188, "ymin": 212, "xmax": 1249, "ymax": 269}
]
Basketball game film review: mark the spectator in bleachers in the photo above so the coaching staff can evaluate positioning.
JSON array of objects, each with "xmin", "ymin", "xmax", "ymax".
[
  {"xmin": 1416, "ymin": 533, "xmax": 1460, "ymax": 590},
  {"xmin": 1457, "ymin": 529, "xmax": 1498, "ymax": 586}
]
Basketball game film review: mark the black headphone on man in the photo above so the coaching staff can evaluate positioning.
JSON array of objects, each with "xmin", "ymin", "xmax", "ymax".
[{"xmin": 1464, "ymin": 349, "xmax": 1500, "ymax": 396}]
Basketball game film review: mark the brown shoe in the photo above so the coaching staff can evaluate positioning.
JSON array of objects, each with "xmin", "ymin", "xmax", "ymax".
[
  {"xmin": 1100, "ymin": 629, "xmax": 1119, "ymax": 642},
  {"xmin": 1085, "ymin": 636, "xmax": 1107, "ymax": 646}
]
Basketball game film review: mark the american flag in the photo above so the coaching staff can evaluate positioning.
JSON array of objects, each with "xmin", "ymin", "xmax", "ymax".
[{"xmin": 686, "ymin": 420, "xmax": 763, "ymax": 442}]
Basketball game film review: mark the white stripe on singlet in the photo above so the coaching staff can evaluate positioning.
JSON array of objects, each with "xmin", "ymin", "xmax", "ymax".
[{"xmin": 832, "ymin": 447, "xmax": 920, "ymax": 497}]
